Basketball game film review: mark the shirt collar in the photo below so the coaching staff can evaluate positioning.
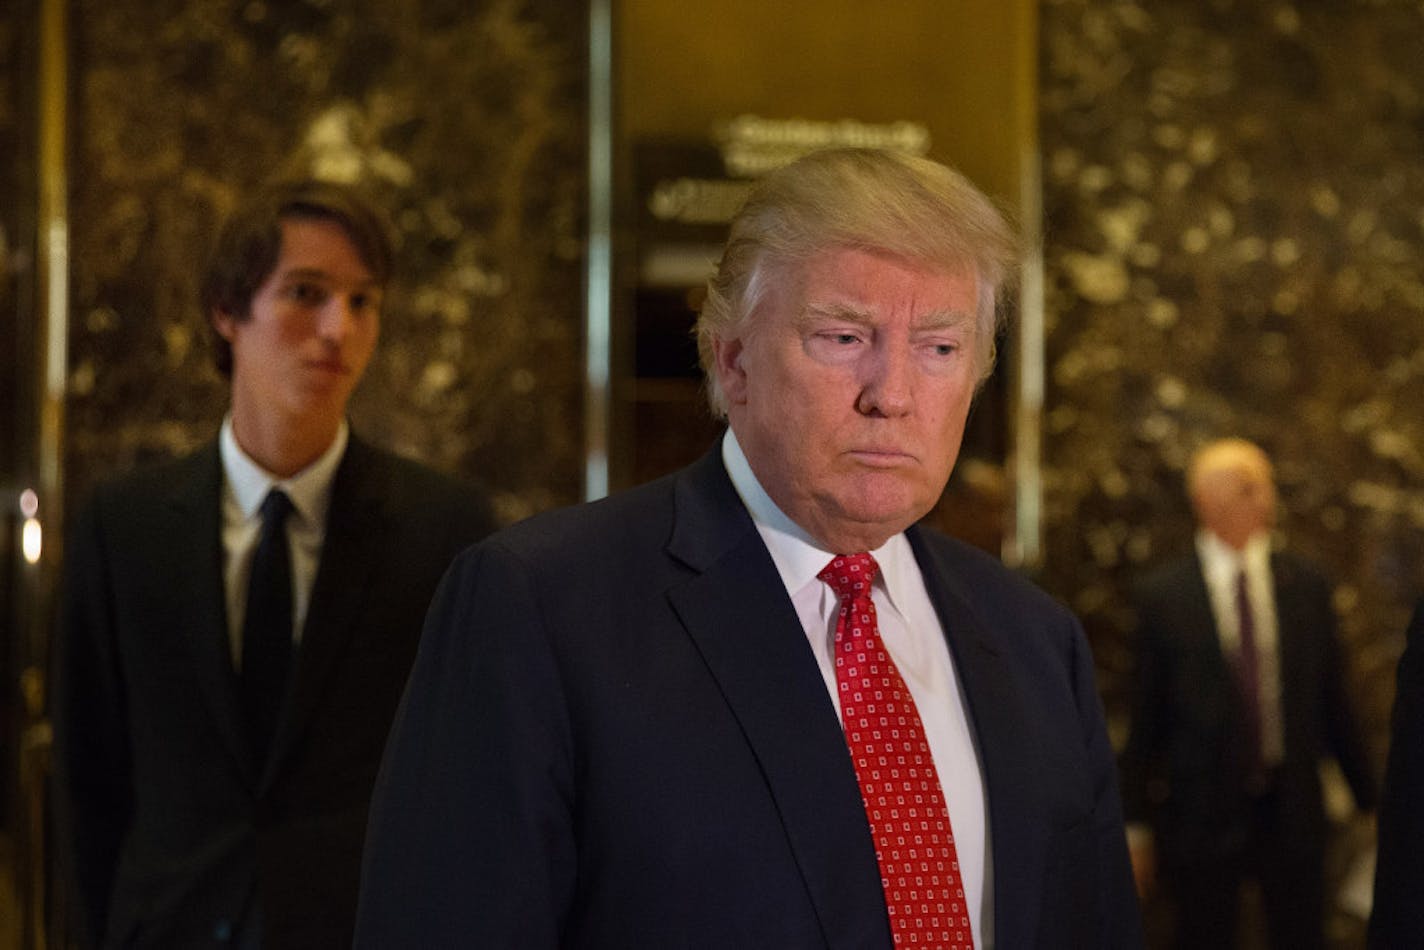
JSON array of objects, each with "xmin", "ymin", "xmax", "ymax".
[
  {"xmin": 721, "ymin": 428, "xmax": 916, "ymax": 611},
  {"xmin": 220, "ymin": 416, "xmax": 349, "ymax": 526},
  {"xmin": 1196, "ymin": 528, "xmax": 1272, "ymax": 580}
]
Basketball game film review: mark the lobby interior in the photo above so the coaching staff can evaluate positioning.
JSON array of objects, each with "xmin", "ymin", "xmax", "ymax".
[{"xmin": 3, "ymin": 1, "xmax": 1422, "ymax": 946}]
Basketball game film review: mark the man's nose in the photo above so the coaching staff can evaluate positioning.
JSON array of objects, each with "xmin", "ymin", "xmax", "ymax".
[
  {"xmin": 318, "ymin": 297, "xmax": 358, "ymax": 342},
  {"xmin": 856, "ymin": 344, "xmax": 914, "ymax": 417}
]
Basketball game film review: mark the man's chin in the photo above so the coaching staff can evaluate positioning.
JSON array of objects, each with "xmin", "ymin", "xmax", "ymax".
[
  {"xmin": 820, "ymin": 497, "xmax": 935, "ymax": 550},
  {"xmin": 845, "ymin": 476, "xmax": 937, "ymax": 520}
]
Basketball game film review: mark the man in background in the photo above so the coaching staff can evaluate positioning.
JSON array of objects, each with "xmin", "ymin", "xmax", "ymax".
[
  {"xmin": 1368, "ymin": 596, "xmax": 1424, "ymax": 947},
  {"xmin": 51, "ymin": 180, "xmax": 494, "ymax": 948},
  {"xmin": 1121, "ymin": 437, "xmax": 1377, "ymax": 949},
  {"xmin": 357, "ymin": 147, "xmax": 1142, "ymax": 948}
]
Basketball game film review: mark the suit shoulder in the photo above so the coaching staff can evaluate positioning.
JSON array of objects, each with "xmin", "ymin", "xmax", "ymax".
[
  {"xmin": 360, "ymin": 443, "xmax": 485, "ymax": 501},
  {"xmin": 911, "ymin": 529, "xmax": 1093, "ymax": 685},
  {"xmin": 912, "ymin": 527, "xmax": 1072, "ymax": 623},
  {"xmin": 347, "ymin": 439, "xmax": 495, "ymax": 528},
  {"xmin": 1129, "ymin": 553, "xmax": 1201, "ymax": 605},
  {"xmin": 1270, "ymin": 548, "xmax": 1331, "ymax": 588},
  {"xmin": 94, "ymin": 446, "xmax": 211, "ymax": 496},
  {"xmin": 459, "ymin": 468, "xmax": 688, "ymax": 590},
  {"xmin": 77, "ymin": 445, "xmax": 214, "ymax": 521},
  {"xmin": 491, "ymin": 469, "xmax": 679, "ymax": 561}
]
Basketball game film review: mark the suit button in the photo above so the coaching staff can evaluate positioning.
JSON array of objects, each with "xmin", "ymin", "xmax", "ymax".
[{"xmin": 214, "ymin": 919, "xmax": 233, "ymax": 942}]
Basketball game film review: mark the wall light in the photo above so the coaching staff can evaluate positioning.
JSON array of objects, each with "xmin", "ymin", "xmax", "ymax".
[
  {"xmin": 19, "ymin": 489, "xmax": 43, "ymax": 564},
  {"xmin": 22, "ymin": 517, "xmax": 42, "ymax": 565}
]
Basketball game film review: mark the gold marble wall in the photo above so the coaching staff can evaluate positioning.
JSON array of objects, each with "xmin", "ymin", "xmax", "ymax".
[
  {"xmin": 63, "ymin": 0, "xmax": 589, "ymax": 525},
  {"xmin": 0, "ymin": 6, "xmax": 31, "ymax": 470},
  {"xmin": 26, "ymin": 0, "xmax": 1423, "ymax": 766},
  {"xmin": 1039, "ymin": 0, "xmax": 1424, "ymax": 746}
]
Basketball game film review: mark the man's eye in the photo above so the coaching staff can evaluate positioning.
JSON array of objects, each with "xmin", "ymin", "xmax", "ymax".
[
  {"xmin": 289, "ymin": 283, "xmax": 326, "ymax": 303},
  {"xmin": 831, "ymin": 333, "xmax": 861, "ymax": 345}
]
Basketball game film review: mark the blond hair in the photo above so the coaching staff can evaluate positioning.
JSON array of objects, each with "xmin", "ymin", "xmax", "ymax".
[{"xmin": 695, "ymin": 148, "xmax": 1019, "ymax": 417}]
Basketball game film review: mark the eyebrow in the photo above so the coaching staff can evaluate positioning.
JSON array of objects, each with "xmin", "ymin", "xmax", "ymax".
[
  {"xmin": 799, "ymin": 301, "xmax": 973, "ymax": 331},
  {"xmin": 801, "ymin": 302, "xmax": 875, "ymax": 326}
]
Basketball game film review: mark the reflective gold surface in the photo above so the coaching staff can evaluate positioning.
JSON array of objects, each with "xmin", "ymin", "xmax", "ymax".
[
  {"xmin": 1040, "ymin": 0, "xmax": 1423, "ymax": 770},
  {"xmin": 64, "ymin": 0, "xmax": 590, "ymax": 525}
]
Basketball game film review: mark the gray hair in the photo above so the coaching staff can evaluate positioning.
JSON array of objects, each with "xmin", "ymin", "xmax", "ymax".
[{"xmin": 695, "ymin": 147, "xmax": 1019, "ymax": 417}]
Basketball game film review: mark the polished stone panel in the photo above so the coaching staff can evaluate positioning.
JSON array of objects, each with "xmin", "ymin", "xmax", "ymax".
[
  {"xmin": 64, "ymin": 0, "xmax": 588, "ymax": 525},
  {"xmin": 1039, "ymin": 0, "xmax": 1424, "ymax": 764},
  {"xmin": 0, "ymin": 5, "xmax": 31, "ymax": 920},
  {"xmin": 1, "ymin": 2, "xmax": 34, "ymax": 478}
]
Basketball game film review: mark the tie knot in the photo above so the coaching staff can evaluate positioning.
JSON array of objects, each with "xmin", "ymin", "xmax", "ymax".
[
  {"xmin": 260, "ymin": 489, "xmax": 294, "ymax": 528},
  {"xmin": 817, "ymin": 552, "xmax": 879, "ymax": 601}
]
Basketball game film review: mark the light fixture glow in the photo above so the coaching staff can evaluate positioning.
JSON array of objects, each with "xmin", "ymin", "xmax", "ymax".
[{"xmin": 22, "ymin": 517, "xmax": 42, "ymax": 565}]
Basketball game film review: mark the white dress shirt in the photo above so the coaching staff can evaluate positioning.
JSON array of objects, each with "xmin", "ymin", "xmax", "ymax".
[
  {"xmin": 219, "ymin": 417, "xmax": 347, "ymax": 669},
  {"xmin": 721, "ymin": 429, "xmax": 993, "ymax": 949},
  {"xmin": 1195, "ymin": 529, "xmax": 1284, "ymax": 766}
]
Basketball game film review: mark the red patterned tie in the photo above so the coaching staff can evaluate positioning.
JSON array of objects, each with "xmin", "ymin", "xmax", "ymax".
[
  {"xmin": 819, "ymin": 553, "xmax": 974, "ymax": 948},
  {"xmin": 1234, "ymin": 570, "xmax": 1265, "ymax": 782}
]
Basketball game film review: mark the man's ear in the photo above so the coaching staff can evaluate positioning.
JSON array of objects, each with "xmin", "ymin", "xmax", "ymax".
[
  {"xmin": 711, "ymin": 335, "xmax": 748, "ymax": 406},
  {"xmin": 212, "ymin": 308, "xmax": 237, "ymax": 342}
]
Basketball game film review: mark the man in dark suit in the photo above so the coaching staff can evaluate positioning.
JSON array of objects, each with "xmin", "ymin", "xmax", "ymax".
[
  {"xmin": 1369, "ymin": 597, "xmax": 1424, "ymax": 948},
  {"xmin": 356, "ymin": 148, "xmax": 1142, "ymax": 948},
  {"xmin": 50, "ymin": 180, "xmax": 494, "ymax": 949},
  {"xmin": 1120, "ymin": 438, "xmax": 1378, "ymax": 950}
]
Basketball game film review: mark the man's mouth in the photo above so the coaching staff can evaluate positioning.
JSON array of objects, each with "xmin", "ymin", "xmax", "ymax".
[{"xmin": 847, "ymin": 448, "xmax": 915, "ymax": 467}]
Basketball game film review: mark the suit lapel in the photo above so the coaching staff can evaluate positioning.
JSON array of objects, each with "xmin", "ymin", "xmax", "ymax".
[
  {"xmin": 1185, "ymin": 554, "xmax": 1228, "ymax": 662},
  {"xmin": 169, "ymin": 444, "xmax": 260, "ymax": 787},
  {"xmin": 663, "ymin": 449, "xmax": 892, "ymax": 950},
  {"xmin": 263, "ymin": 437, "xmax": 386, "ymax": 789},
  {"xmin": 906, "ymin": 528, "xmax": 1053, "ymax": 947},
  {"xmin": 1268, "ymin": 553, "xmax": 1305, "ymax": 727}
]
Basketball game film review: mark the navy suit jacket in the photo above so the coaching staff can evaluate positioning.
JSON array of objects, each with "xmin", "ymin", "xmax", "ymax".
[
  {"xmin": 1369, "ymin": 597, "xmax": 1424, "ymax": 949},
  {"xmin": 51, "ymin": 434, "xmax": 494, "ymax": 949},
  {"xmin": 357, "ymin": 447, "xmax": 1142, "ymax": 948},
  {"xmin": 1119, "ymin": 550, "xmax": 1378, "ymax": 872}
]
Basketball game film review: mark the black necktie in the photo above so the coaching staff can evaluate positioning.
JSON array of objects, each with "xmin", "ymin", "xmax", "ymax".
[{"xmin": 242, "ymin": 489, "xmax": 294, "ymax": 761}]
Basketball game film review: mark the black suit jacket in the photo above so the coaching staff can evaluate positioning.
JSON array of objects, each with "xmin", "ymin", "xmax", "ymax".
[
  {"xmin": 51, "ymin": 434, "xmax": 494, "ymax": 949},
  {"xmin": 1119, "ymin": 549, "xmax": 1378, "ymax": 872},
  {"xmin": 356, "ymin": 446, "xmax": 1142, "ymax": 948},
  {"xmin": 1369, "ymin": 597, "xmax": 1424, "ymax": 949}
]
